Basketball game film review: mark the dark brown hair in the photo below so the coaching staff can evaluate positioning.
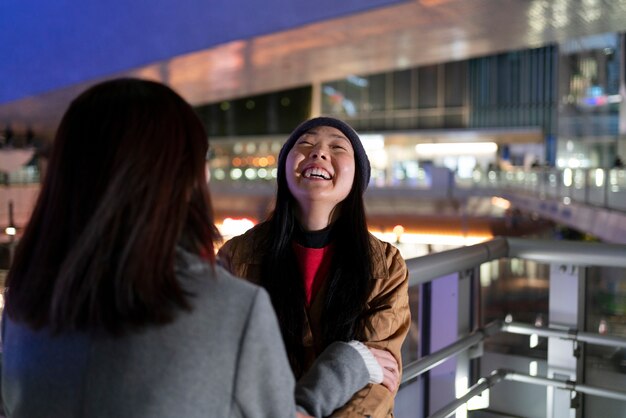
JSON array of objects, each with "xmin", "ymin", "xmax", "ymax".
[{"xmin": 5, "ymin": 78, "xmax": 220, "ymax": 334}]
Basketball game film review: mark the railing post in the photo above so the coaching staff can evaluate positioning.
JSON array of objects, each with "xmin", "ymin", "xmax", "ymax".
[
  {"xmin": 547, "ymin": 263, "xmax": 584, "ymax": 418},
  {"xmin": 426, "ymin": 269, "xmax": 474, "ymax": 417},
  {"xmin": 454, "ymin": 269, "xmax": 473, "ymax": 418}
]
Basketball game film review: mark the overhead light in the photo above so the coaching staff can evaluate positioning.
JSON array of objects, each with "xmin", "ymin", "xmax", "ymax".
[
  {"xmin": 360, "ymin": 134, "xmax": 385, "ymax": 150},
  {"xmin": 217, "ymin": 217, "xmax": 256, "ymax": 239},
  {"xmin": 370, "ymin": 231, "xmax": 491, "ymax": 246},
  {"xmin": 415, "ymin": 142, "xmax": 497, "ymax": 156},
  {"xmin": 491, "ymin": 197, "xmax": 511, "ymax": 210}
]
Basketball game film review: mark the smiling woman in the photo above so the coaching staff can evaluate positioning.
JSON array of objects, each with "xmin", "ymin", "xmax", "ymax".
[{"xmin": 218, "ymin": 116, "xmax": 410, "ymax": 418}]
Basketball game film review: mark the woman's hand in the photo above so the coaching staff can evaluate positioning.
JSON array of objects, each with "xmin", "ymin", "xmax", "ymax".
[
  {"xmin": 296, "ymin": 412, "xmax": 313, "ymax": 418},
  {"xmin": 368, "ymin": 347, "xmax": 400, "ymax": 392}
]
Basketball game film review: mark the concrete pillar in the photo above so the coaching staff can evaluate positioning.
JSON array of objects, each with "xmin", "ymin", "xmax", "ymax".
[{"xmin": 310, "ymin": 81, "xmax": 322, "ymax": 118}]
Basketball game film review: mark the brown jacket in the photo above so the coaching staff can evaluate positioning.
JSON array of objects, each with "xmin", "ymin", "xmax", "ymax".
[{"xmin": 218, "ymin": 222, "xmax": 410, "ymax": 418}]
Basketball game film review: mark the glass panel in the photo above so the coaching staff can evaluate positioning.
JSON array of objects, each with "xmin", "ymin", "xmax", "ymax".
[
  {"xmin": 585, "ymin": 266, "xmax": 626, "ymax": 337},
  {"xmin": 607, "ymin": 169, "xmax": 626, "ymax": 210},
  {"xmin": 234, "ymin": 95, "xmax": 268, "ymax": 135},
  {"xmin": 584, "ymin": 266, "xmax": 626, "ymax": 416},
  {"xmin": 274, "ymin": 88, "xmax": 312, "ymax": 134},
  {"xmin": 345, "ymin": 76, "xmax": 367, "ymax": 114},
  {"xmin": 393, "ymin": 115, "xmax": 415, "ymax": 130},
  {"xmin": 444, "ymin": 61, "xmax": 466, "ymax": 107},
  {"xmin": 443, "ymin": 113, "xmax": 464, "ymax": 129},
  {"xmin": 198, "ymin": 86, "xmax": 311, "ymax": 136},
  {"xmin": 417, "ymin": 115, "xmax": 441, "ymax": 129},
  {"xmin": 321, "ymin": 80, "xmax": 343, "ymax": 114},
  {"xmin": 478, "ymin": 258, "xmax": 550, "ymax": 417},
  {"xmin": 367, "ymin": 73, "xmax": 387, "ymax": 112},
  {"xmin": 368, "ymin": 116, "xmax": 387, "ymax": 131},
  {"xmin": 348, "ymin": 118, "xmax": 367, "ymax": 131},
  {"xmin": 481, "ymin": 258, "xmax": 550, "ymax": 359},
  {"xmin": 558, "ymin": 33, "xmax": 621, "ymax": 168},
  {"xmin": 322, "ymin": 77, "xmax": 367, "ymax": 117},
  {"xmin": 392, "ymin": 69, "xmax": 412, "ymax": 110},
  {"xmin": 417, "ymin": 65, "xmax": 439, "ymax": 108}
]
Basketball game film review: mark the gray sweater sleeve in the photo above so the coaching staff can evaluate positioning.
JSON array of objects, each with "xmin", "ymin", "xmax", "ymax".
[
  {"xmin": 295, "ymin": 342, "xmax": 370, "ymax": 418},
  {"xmin": 232, "ymin": 288, "xmax": 296, "ymax": 418},
  {"xmin": 231, "ymin": 286, "xmax": 369, "ymax": 418}
]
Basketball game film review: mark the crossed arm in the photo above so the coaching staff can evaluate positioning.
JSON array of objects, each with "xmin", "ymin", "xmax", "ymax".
[{"xmin": 232, "ymin": 286, "xmax": 401, "ymax": 418}]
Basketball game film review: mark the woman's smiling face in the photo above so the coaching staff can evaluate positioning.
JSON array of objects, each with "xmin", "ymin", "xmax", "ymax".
[{"xmin": 285, "ymin": 125, "xmax": 356, "ymax": 210}]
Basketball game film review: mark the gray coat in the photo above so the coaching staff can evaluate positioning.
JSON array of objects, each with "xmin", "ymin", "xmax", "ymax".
[{"xmin": 1, "ymin": 249, "xmax": 368, "ymax": 418}]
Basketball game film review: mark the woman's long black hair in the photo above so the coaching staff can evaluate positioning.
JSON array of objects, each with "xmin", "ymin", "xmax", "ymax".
[{"xmin": 260, "ymin": 130, "xmax": 374, "ymax": 376}]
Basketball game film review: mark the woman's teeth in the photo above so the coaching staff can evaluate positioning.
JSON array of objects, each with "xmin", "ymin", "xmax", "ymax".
[{"xmin": 303, "ymin": 167, "xmax": 332, "ymax": 180}]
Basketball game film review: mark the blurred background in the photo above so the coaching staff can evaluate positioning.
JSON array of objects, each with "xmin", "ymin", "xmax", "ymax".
[{"xmin": 2, "ymin": 1, "xmax": 626, "ymax": 417}]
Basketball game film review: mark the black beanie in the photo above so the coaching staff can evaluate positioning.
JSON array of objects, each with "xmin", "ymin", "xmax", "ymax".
[{"xmin": 278, "ymin": 117, "xmax": 371, "ymax": 190}]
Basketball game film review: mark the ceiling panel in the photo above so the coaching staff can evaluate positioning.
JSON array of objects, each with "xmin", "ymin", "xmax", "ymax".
[{"xmin": 3, "ymin": 0, "xmax": 626, "ymax": 139}]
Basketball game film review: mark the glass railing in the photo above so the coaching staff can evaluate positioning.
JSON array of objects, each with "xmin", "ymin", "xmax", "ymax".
[
  {"xmin": 396, "ymin": 237, "xmax": 626, "ymax": 418},
  {"xmin": 0, "ymin": 166, "xmax": 40, "ymax": 186},
  {"xmin": 0, "ymin": 232, "xmax": 623, "ymax": 416},
  {"xmin": 458, "ymin": 167, "xmax": 626, "ymax": 212},
  {"xmin": 7, "ymin": 164, "xmax": 626, "ymax": 215}
]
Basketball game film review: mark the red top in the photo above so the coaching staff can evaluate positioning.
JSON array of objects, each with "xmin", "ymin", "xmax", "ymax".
[{"xmin": 292, "ymin": 242, "xmax": 334, "ymax": 306}]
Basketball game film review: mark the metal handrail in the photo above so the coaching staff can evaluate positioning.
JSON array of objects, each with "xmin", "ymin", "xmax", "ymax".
[
  {"xmin": 406, "ymin": 237, "xmax": 508, "ymax": 287},
  {"xmin": 401, "ymin": 320, "xmax": 626, "ymax": 386},
  {"xmin": 405, "ymin": 236, "xmax": 626, "ymax": 289},
  {"xmin": 430, "ymin": 369, "xmax": 626, "ymax": 418},
  {"xmin": 507, "ymin": 237, "xmax": 626, "ymax": 268},
  {"xmin": 429, "ymin": 370, "xmax": 506, "ymax": 418},
  {"xmin": 401, "ymin": 321, "xmax": 501, "ymax": 385},
  {"xmin": 504, "ymin": 371, "xmax": 626, "ymax": 401},
  {"xmin": 502, "ymin": 321, "xmax": 626, "ymax": 349}
]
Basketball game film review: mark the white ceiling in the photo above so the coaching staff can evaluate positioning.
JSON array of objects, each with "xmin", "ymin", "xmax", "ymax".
[{"xmin": 3, "ymin": 0, "xmax": 626, "ymax": 139}]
